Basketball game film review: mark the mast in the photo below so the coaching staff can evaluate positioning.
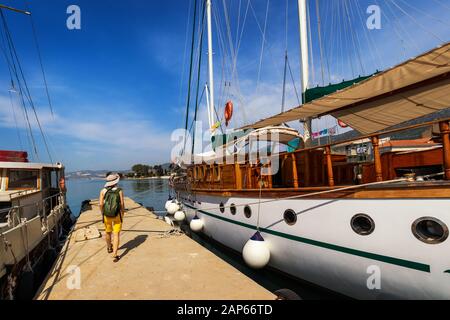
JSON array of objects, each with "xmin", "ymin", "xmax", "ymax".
[
  {"xmin": 297, "ymin": 0, "xmax": 312, "ymax": 146},
  {"xmin": 206, "ymin": 0, "xmax": 215, "ymax": 132}
]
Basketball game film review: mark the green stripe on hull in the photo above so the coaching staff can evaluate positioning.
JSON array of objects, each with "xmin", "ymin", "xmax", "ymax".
[{"xmin": 184, "ymin": 204, "xmax": 431, "ymax": 273}]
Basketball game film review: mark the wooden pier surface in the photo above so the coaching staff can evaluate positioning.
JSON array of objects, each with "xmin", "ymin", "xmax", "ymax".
[{"xmin": 36, "ymin": 198, "xmax": 275, "ymax": 300}]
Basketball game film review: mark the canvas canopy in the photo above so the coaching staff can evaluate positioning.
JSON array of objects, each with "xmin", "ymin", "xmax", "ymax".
[{"xmin": 241, "ymin": 43, "xmax": 450, "ymax": 134}]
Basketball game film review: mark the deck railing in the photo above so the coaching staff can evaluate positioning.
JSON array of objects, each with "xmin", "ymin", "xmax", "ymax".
[
  {"xmin": 181, "ymin": 117, "xmax": 450, "ymax": 190},
  {"xmin": 0, "ymin": 192, "xmax": 65, "ymax": 229}
]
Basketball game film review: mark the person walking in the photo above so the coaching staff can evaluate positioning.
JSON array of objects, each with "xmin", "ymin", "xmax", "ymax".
[{"xmin": 99, "ymin": 173, "xmax": 125, "ymax": 262}]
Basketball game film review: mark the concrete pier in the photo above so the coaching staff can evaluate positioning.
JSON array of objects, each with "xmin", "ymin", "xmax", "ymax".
[{"xmin": 36, "ymin": 198, "xmax": 275, "ymax": 300}]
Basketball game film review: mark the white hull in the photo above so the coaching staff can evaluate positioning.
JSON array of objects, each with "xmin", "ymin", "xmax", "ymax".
[{"xmin": 179, "ymin": 192, "xmax": 450, "ymax": 299}]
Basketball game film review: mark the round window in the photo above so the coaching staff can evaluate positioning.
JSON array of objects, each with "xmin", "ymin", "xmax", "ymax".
[
  {"xmin": 351, "ymin": 214, "xmax": 375, "ymax": 236},
  {"xmin": 412, "ymin": 217, "xmax": 448, "ymax": 244},
  {"xmin": 219, "ymin": 202, "xmax": 225, "ymax": 213},
  {"xmin": 284, "ymin": 209, "xmax": 297, "ymax": 226},
  {"xmin": 230, "ymin": 204, "xmax": 237, "ymax": 215},
  {"xmin": 244, "ymin": 206, "xmax": 252, "ymax": 219}
]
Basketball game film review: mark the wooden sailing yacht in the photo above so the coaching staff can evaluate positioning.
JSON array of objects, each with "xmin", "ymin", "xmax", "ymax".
[{"xmin": 173, "ymin": 0, "xmax": 450, "ymax": 299}]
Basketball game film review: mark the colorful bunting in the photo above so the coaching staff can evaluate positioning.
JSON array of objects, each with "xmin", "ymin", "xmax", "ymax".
[{"xmin": 312, "ymin": 126, "xmax": 338, "ymax": 139}]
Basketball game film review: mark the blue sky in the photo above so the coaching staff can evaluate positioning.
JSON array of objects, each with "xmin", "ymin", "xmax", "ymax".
[{"xmin": 0, "ymin": 0, "xmax": 448, "ymax": 171}]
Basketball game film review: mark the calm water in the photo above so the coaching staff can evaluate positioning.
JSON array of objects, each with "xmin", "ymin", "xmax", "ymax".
[
  {"xmin": 66, "ymin": 178, "xmax": 340, "ymax": 300},
  {"xmin": 66, "ymin": 178, "xmax": 170, "ymax": 216}
]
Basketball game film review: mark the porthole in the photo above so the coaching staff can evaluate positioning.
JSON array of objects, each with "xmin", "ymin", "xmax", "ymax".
[
  {"xmin": 230, "ymin": 204, "xmax": 237, "ymax": 215},
  {"xmin": 244, "ymin": 206, "xmax": 252, "ymax": 219},
  {"xmin": 412, "ymin": 217, "xmax": 448, "ymax": 244},
  {"xmin": 284, "ymin": 209, "xmax": 297, "ymax": 226},
  {"xmin": 219, "ymin": 202, "xmax": 225, "ymax": 213},
  {"xmin": 351, "ymin": 214, "xmax": 375, "ymax": 236}
]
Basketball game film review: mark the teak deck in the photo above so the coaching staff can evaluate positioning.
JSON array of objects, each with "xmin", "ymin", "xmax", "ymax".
[{"xmin": 35, "ymin": 198, "xmax": 275, "ymax": 300}]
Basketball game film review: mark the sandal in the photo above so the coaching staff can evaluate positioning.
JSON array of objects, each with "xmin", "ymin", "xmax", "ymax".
[
  {"xmin": 113, "ymin": 255, "xmax": 121, "ymax": 263},
  {"xmin": 107, "ymin": 245, "xmax": 113, "ymax": 254}
]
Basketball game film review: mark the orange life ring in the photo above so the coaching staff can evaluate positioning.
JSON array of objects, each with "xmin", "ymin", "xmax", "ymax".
[{"xmin": 224, "ymin": 101, "xmax": 233, "ymax": 126}]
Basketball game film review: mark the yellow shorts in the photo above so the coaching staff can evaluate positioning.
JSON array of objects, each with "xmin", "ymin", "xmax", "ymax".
[{"xmin": 104, "ymin": 215, "xmax": 123, "ymax": 234}]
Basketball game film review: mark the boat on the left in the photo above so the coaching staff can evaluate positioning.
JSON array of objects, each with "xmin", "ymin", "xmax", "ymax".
[{"xmin": 0, "ymin": 150, "xmax": 73, "ymax": 300}]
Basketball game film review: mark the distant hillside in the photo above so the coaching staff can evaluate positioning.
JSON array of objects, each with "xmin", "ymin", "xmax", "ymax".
[
  {"xmin": 66, "ymin": 170, "xmax": 132, "ymax": 180},
  {"xmin": 66, "ymin": 170, "xmax": 108, "ymax": 180},
  {"xmin": 66, "ymin": 164, "xmax": 173, "ymax": 180}
]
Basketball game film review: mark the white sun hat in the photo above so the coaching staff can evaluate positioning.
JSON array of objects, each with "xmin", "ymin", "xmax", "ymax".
[{"xmin": 105, "ymin": 173, "xmax": 120, "ymax": 188}]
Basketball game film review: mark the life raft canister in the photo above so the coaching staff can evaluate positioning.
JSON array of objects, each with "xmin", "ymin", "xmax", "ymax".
[
  {"xmin": 338, "ymin": 119, "xmax": 348, "ymax": 128},
  {"xmin": 224, "ymin": 101, "xmax": 234, "ymax": 126}
]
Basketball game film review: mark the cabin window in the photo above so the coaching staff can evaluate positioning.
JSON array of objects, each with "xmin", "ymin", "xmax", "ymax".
[
  {"xmin": 284, "ymin": 209, "xmax": 297, "ymax": 226},
  {"xmin": 219, "ymin": 202, "xmax": 225, "ymax": 213},
  {"xmin": 230, "ymin": 204, "xmax": 237, "ymax": 215},
  {"xmin": 412, "ymin": 217, "xmax": 448, "ymax": 244},
  {"xmin": 244, "ymin": 206, "xmax": 252, "ymax": 219},
  {"xmin": 7, "ymin": 170, "xmax": 39, "ymax": 190},
  {"xmin": 42, "ymin": 170, "xmax": 51, "ymax": 189},
  {"xmin": 51, "ymin": 170, "xmax": 59, "ymax": 189},
  {"xmin": 351, "ymin": 214, "xmax": 375, "ymax": 236}
]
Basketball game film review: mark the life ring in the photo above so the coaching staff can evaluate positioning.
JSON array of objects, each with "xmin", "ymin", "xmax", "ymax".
[
  {"xmin": 224, "ymin": 101, "xmax": 233, "ymax": 126},
  {"xmin": 338, "ymin": 119, "xmax": 348, "ymax": 128}
]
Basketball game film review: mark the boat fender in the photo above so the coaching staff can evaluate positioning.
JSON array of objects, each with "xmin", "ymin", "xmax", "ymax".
[
  {"xmin": 167, "ymin": 202, "xmax": 180, "ymax": 215},
  {"xmin": 189, "ymin": 216, "xmax": 204, "ymax": 232},
  {"xmin": 174, "ymin": 210, "xmax": 186, "ymax": 222},
  {"xmin": 242, "ymin": 232, "xmax": 270, "ymax": 269}
]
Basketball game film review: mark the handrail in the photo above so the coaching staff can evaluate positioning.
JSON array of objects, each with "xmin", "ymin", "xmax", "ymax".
[{"xmin": 0, "ymin": 192, "xmax": 63, "ymax": 215}]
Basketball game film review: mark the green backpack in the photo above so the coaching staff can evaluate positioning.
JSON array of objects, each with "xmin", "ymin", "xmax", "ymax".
[{"xmin": 103, "ymin": 187, "xmax": 122, "ymax": 218}]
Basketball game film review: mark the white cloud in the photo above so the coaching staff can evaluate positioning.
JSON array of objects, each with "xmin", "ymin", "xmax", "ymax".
[{"xmin": 0, "ymin": 94, "xmax": 174, "ymax": 170}]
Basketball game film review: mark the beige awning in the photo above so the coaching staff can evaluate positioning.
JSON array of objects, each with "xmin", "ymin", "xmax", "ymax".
[{"xmin": 241, "ymin": 43, "xmax": 450, "ymax": 134}]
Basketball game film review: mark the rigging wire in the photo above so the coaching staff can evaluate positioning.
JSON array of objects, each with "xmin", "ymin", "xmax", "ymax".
[
  {"xmin": 1, "ymin": 9, "xmax": 54, "ymax": 162},
  {"xmin": 255, "ymin": 0, "xmax": 270, "ymax": 94},
  {"xmin": 287, "ymin": 56, "xmax": 301, "ymax": 106},
  {"xmin": 24, "ymin": 0, "xmax": 54, "ymax": 118},
  {"xmin": 350, "ymin": 0, "xmax": 383, "ymax": 69},
  {"xmin": 389, "ymin": 0, "xmax": 444, "ymax": 43},
  {"xmin": 8, "ymin": 89, "xmax": 24, "ymax": 150},
  {"xmin": 379, "ymin": 0, "xmax": 421, "ymax": 53},
  {"xmin": 396, "ymin": 0, "xmax": 450, "ymax": 28},
  {"xmin": 192, "ymin": 1, "xmax": 207, "ymax": 158},
  {"xmin": 344, "ymin": 0, "xmax": 365, "ymax": 76},
  {"xmin": 0, "ymin": 9, "xmax": 38, "ymax": 159},
  {"xmin": 183, "ymin": 0, "xmax": 199, "ymax": 156},
  {"xmin": 178, "ymin": 0, "xmax": 193, "ymax": 122},
  {"xmin": 430, "ymin": 0, "xmax": 450, "ymax": 11},
  {"xmin": 315, "ymin": 0, "xmax": 326, "ymax": 86}
]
